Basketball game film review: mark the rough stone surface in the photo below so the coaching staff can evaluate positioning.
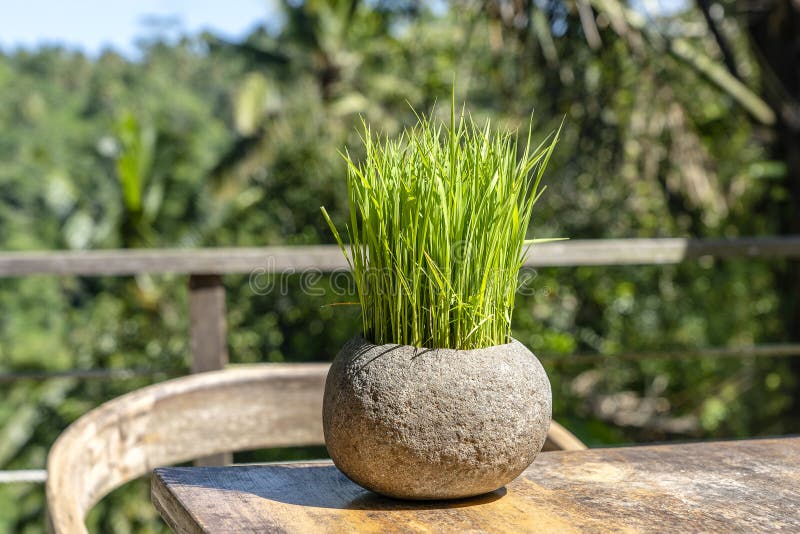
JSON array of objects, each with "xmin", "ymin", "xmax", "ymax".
[{"xmin": 322, "ymin": 337, "xmax": 552, "ymax": 500}]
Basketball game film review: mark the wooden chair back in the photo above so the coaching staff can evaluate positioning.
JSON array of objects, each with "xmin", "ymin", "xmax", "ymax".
[{"xmin": 46, "ymin": 363, "xmax": 584, "ymax": 533}]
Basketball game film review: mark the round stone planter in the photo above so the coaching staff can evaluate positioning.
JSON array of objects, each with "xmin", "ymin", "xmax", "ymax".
[{"xmin": 322, "ymin": 336, "xmax": 552, "ymax": 500}]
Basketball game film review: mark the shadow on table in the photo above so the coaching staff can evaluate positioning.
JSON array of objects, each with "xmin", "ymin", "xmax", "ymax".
[
  {"xmin": 166, "ymin": 464, "xmax": 507, "ymax": 511},
  {"xmin": 345, "ymin": 486, "xmax": 507, "ymax": 511}
]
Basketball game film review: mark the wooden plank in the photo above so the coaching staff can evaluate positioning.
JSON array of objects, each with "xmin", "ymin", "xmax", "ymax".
[
  {"xmin": 151, "ymin": 478, "xmax": 205, "ymax": 534},
  {"xmin": 524, "ymin": 236, "xmax": 800, "ymax": 266},
  {"xmin": 188, "ymin": 274, "xmax": 230, "ymax": 467},
  {"xmin": 152, "ymin": 437, "xmax": 800, "ymax": 533},
  {"xmin": 0, "ymin": 246, "xmax": 348, "ymax": 276},
  {"xmin": 3, "ymin": 237, "xmax": 800, "ymax": 277},
  {"xmin": 539, "ymin": 342, "xmax": 800, "ymax": 364},
  {"xmin": 188, "ymin": 275, "xmax": 229, "ymax": 374}
]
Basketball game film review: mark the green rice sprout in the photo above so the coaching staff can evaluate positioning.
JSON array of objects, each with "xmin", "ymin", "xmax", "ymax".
[{"xmin": 321, "ymin": 103, "xmax": 560, "ymax": 349}]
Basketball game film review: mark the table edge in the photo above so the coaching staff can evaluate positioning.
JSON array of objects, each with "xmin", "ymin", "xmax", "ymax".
[
  {"xmin": 149, "ymin": 436, "xmax": 800, "ymax": 532},
  {"xmin": 152, "ymin": 469, "xmax": 206, "ymax": 534}
]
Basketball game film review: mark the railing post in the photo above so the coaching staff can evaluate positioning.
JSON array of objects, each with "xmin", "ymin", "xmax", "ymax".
[{"xmin": 188, "ymin": 274, "xmax": 232, "ymax": 466}]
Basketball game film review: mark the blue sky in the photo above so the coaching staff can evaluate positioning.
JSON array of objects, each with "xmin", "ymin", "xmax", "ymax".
[
  {"xmin": 1, "ymin": 0, "xmax": 691, "ymax": 58},
  {"xmin": 0, "ymin": 1, "xmax": 274, "ymax": 57}
]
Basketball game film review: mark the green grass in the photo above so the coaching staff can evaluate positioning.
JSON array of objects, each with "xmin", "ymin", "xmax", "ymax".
[{"xmin": 321, "ymin": 103, "xmax": 559, "ymax": 349}]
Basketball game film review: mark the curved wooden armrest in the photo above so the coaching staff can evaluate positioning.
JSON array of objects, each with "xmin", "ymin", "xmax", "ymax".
[
  {"xmin": 46, "ymin": 364, "xmax": 328, "ymax": 534},
  {"xmin": 544, "ymin": 420, "xmax": 587, "ymax": 451}
]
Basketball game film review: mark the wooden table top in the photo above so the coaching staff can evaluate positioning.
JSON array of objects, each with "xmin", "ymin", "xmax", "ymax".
[{"xmin": 152, "ymin": 437, "xmax": 800, "ymax": 533}]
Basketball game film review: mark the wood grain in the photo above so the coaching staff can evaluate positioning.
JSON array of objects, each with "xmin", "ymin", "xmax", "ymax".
[
  {"xmin": 188, "ymin": 275, "xmax": 229, "ymax": 375},
  {"xmin": 5, "ymin": 237, "xmax": 800, "ymax": 277},
  {"xmin": 152, "ymin": 437, "xmax": 800, "ymax": 533},
  {"xmin": 188, "ymin": 274, "xmax": 231, "ymax": 466}
]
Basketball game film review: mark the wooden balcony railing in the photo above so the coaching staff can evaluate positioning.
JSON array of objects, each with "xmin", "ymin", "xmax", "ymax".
[
  {"xmin": 2, "ymin": 236, "xmax": 800, "ymax": 481},
  {"xmin": 3, "ymin": 236, "xmax": 800, "ymax": 377}
]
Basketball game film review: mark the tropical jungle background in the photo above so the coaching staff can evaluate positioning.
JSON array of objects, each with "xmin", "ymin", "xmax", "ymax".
[{"xmin": 2, "ymin": 0, "xmax": 799, "ymax": 531}]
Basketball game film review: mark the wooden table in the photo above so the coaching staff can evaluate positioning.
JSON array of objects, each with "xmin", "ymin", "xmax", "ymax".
[{"xmin": 152, "ymin": 437, "xmax": 800, "ymax": 533}]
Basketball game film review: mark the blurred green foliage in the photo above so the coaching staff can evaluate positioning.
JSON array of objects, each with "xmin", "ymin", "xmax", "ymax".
[{"xmin": 0, "ymin": 0, "xmax": 797, "ymax": 531}]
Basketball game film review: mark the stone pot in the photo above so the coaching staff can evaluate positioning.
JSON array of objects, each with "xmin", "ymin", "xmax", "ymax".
[{"xmin": 322, "ymin": 336, "xmax": 552, "ymax": 500}]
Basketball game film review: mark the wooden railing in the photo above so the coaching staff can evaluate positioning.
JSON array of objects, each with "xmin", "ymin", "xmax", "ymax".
[
  {"xmin": 3, "ymin": 237, "xmax": 800, "ymax": 376},
  {"xmin": 2, "ymin": 236, "xmax": 800, "ymax": 481},
  {"xmin": 4, "ymin": 237, "xmax": 800, "ymax": 277}
]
